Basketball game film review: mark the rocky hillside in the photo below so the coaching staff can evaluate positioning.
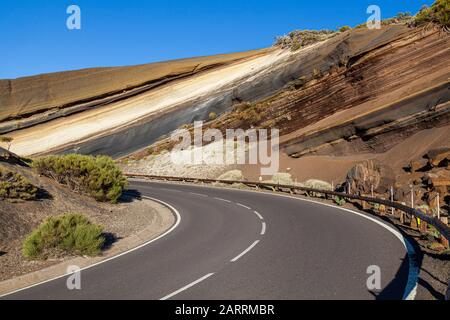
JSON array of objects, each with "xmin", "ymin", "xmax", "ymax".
[{"xmin": 1, "ymin": 7, "xmax": 449, "ymax": 212}]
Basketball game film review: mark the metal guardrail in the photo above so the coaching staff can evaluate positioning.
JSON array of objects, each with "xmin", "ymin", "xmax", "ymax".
[{"xmin": 125, "ymin": 173, "xmax": 450, "ymax": 243}]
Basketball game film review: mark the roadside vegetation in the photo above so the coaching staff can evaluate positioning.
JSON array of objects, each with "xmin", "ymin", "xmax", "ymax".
[
  {"xmin": 274, "ymin": 30, "xmax": 336, "ymax": 51},
  {"xmin": 0, "ymin": 166, "xmax": 37, "ymax": 200},
  {"xmin": 208, "ymin": 112, "xmax": 218, "ymax": 121},
  {"xmin": 415, "ymin": 0, "xmax": 450, "ymax": 29},
  {"xmin": 32, "ymin": 154, "xmax": 127, "ymax": 203},
  {"xmin": 23, "ymin": 213, "xmax": 105, "ymax": 260},
  {"xmin": 339, "ymin": 26, "xmax": 352, "ymax": 32}
]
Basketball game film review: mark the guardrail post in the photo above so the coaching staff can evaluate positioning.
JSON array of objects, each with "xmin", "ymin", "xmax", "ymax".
[
  {"xmin": 390, "ymin": 186, "xmax": 394, "ymax": 215},
  {"xmin": 400, "ymin": 211, "xmax": 405, "ymax": 225},
  {"xmin": 437, "ymin": 193, "xmax": 440, "ymax": 219}
]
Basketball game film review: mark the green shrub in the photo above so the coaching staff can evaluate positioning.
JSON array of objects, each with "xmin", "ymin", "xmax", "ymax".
[
  {"xmin": 23, "ymin": 213, "xmax": 105, "ymax": 260},
  {"xmin": 208, "ymin": 112, "xmax": 218, "ymax": 121},
  {"xmin": 32, "ymin": 154, "xmax": 127, "ymax": 203},
  {"xmin": 339, "ymin": 26, "xmax": 352, "ymax": 32},
  {"xmin": 0, "ymin": 166, "xmax": 37, "ymax": 200},
  {"xmin": 274, "ymin": 30, "xmax": 336, "ymax": 49},
  {"xmin": 415, "ymin": 0, "xmax": 450, "ymax": 28},
  {"xmin": 334, "ymin": 196, "xmax": 346, "ymax": 206}
]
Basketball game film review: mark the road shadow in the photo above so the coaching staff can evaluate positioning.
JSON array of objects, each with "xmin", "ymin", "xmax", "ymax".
[
  {"xmin": 118, "ymin": 189, "xmax": 142, "ymax": 203},
  {"xmin": 101, "ymin": 232, "xmax": 122, "ymax": 251},
  {"xmin": 346, "ymin": 201, "xmax": 421, "ymax": 300},
  {"xmin": 369, "ymin": 251, "xmax": 411, "ymax": 300},
  {"xmin": 36, "ymin": 187, "xmax": 53, "ymax": 201}
]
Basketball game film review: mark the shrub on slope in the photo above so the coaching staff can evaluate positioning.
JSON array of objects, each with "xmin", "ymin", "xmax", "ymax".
[
  {"xmin": 0, "ymin": 166, "xmax": 37, "ymax": 200},
  {"xmin": 23, "ymin": 213, "xmax": 105, "ymax": 260},
  {"xmin": 415, "ymin": 0, "xmax": 450, "ymax": 28},
  {"xmin": 33, "ymin": 154, "xmax": 127, "ymax": 203}
]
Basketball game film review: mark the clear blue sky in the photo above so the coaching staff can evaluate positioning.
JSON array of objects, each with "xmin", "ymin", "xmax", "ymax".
[{"xmin": 0, "ymin": 0, "xmax": 433, "ymax": 79}]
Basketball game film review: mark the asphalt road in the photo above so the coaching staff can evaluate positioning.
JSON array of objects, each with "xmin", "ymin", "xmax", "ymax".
[{"xmin": 4, "ymin": 180, "xmax": 411, "ymax": 300}]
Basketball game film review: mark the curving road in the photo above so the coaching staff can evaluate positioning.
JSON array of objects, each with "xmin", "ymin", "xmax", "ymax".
[{"xmin": 3, "ymin": 180, "xmax": 413, "ymax": 300}]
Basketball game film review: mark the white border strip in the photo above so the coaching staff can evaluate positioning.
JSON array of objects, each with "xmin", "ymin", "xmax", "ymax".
[
  {"xmin": 261, "ymin": 222, "xmax": 267, "ymax": 235},
  {"xmin": 0, "ymin": 196, "xmax": 181, "ymax": 298},
  {"xmin": 214, "ymin": 197, "xmax": 231, "ymax": 203},
  {"xmin": 231, "ymin": 240, "xmax": 260, "ymax": 262},
  {"xmin": 160, "ymin": 273, "xmax": 215, "ymax": 301},
  {"xmin": 254, "ymin": 211, "xmax": 264, "ymax": 220},
  {"xmin": 236, "ymin": 203, "xmax": 251, "ymax": 210}
]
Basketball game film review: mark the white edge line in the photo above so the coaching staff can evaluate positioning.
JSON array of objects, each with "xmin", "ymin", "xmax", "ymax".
[
  {"xmin": 254, "ymin": 210, "xmax": 264, "ymax": 220},
  {"xmin": 160, "ymin": 273, "xmax": 215, "ymax": 301},
  {"xmin": 236, "ymin": 203, "xmax": 251, "ymax": 210},
  {"xmin": 0, "ymin": 196, "xmax": 182, "ymax": 298},
  {"xmin": 261, "ymin": 222, "xmax": 267, "ymax": 235},
  {"xmin": 231, "ymin": 240, "xmax": 260, "ymax": 262}
]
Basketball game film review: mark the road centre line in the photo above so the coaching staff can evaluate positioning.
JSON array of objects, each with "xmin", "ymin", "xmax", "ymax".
[
  {"xmin": 190, "ymin": 192, "xmax": 208, "ymax": 197},
  {"xmin": 236, "ymin": 203, "xmax": 252, "ymax": 210},
  {"xmin": 231, "ymin": 240, "xmax": 260, "ymax": 262},
  {"xmin": 261, "ymin": 222, "xmax": 266, "ymax": 235},
  {"xmin": 160, "ymin": 273, "xmax": 215, "ymax": 300},
  {"xmin": 214, "ymin": 197, "xmax": 232, "ymax": 203},
  {"xmin": 253, "ymin": 210, "xmax": 264, "ymax": 220}
]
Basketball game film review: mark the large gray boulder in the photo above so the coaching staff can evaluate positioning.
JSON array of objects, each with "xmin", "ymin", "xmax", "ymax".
[{"xmin": 346, "ymin": 160, "xmax": 396, "ymax": 195}]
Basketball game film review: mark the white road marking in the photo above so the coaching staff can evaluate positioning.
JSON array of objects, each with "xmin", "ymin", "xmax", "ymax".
[
  {"xmin": 161, "ymin": 188, "xmax": 182, "ymax": 193},
  {"xmin": 253, "ymin": 210, "xmax": 264, "ymax": 220},
  {"xmin": 236, "ymin": 203, "xmax": 251, "ymax": 210},
  {"xmin": 261, "ymin": 222, "xmax": 266, "ymax": 235},
  {"xmin": 231, "ymin": 240, "xmax": 260, "ymax": 262},
  {"xmin": 0, "ymin": 196, "xmax": 182, "ymax": 298},
  {"xmin": 160, "ymin": 273, "xmax": 215, "ymax": 300},
  {"xmin": 214, "ymin": 197, "xmax": 231, "ymax": 203},
  {"xmin": 190, "ymin": 192, "xmax": 208, "ymax": 197}
]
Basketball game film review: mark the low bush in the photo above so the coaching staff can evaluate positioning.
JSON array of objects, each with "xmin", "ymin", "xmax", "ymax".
[
  {"xmin": 274, "ymin": 30, "xmax": 336, "ymax": 50},
  {"xmin": 339, "ymin": 26, "xmax": 352, "ymax": 32},
  {"xmin": 0, "ymin": 166, "xmax": 37, "ymax": 200},
  {"xmin": 209, "ymin": 112, "xmax": 218, "ymax": 121},
  {"xmin": 23, "ymin": 213, "xmax": 105, "ymax": 260},
  {"xmin": 32, "ymin": 154, "xmax": 127, "ymax": 203},
  {"xmin": 415, "ymin": 0, "xmax": 450, "ymax": 28},
  {"xmin": 334, "ymin": 196, "xmax": 346, "ymax": 206}
]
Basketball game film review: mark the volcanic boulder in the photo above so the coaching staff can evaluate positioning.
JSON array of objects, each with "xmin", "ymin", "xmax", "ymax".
[
  {"xmin": 346, "ymin": 160, "xmax": 396, "ymax": 195},
  {"xmin": 425, "ymin": 148, "xmax": 450, "ymax": 167}
]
